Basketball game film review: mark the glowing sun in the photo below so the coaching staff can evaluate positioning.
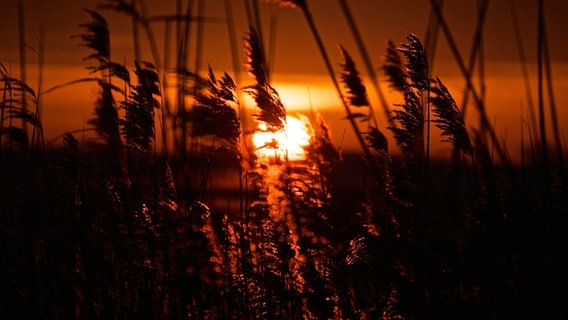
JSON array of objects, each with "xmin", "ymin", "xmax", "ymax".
[{"xmin": 253, "ymin": 115, "xmax": 313, "ymax": 161}]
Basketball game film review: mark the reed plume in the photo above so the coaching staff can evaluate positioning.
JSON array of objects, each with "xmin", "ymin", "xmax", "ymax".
[
  {"xmin": 73, "ymin": 11, "xmax": 123, "ymax": 154},
  {"xmin": 244, "ymin": 28, "xmax": 268, "ymax": 87},
  {"xmin": 265, "ymin": 0, "xmax": 377, "ymax": 169},
  {"xmin": 366, "ymin": 126, "xmax": 388, "ymax": 153},
  {"xmin": 430, "ymin": 77, "xmax": 473, "ymax": 156},
  {"xmin": 73, "ymin": 9, "xmax": 110, "ymax": 63},
  {"xmin": 389, "ymin": 89, "xmax": 424, "ymax": 160},
  {"xmin": 338, "ymin": 45, "xmax": 392, "ymax": 156},
  {"xmin": 382, "ymin": 40, "xmax": 407, "ymax": 92},
  {"xmin": 245, "ymin": 84, "xmax": 286, "ymax": 131},
  {"xmin": 382, "ymin": 34, "xmax": 430, "ymax": 162},
  {"xmin": 89, "ymin": 81, "xmax": 121, "ymax": 147},
  {"xmin": 186, "ymin": 67, "xmax": 241, "ymax": 147},
  {"xmin": 338, "ymin": 45, "xmax": 371, "ymax": 109},
  {"xmin": 244, "ymin": 28, "xmax": 286, "ymax": 131},
  {"xmin": 337, "ymin": 0, "xmax": 393, "ymax": 129},
  {"xmin": 121, "ymin": 61, "xmax": 160, "ymax": 151},
  {"xmin": 0, "ymin": 65, "xmax": 39, "ymax": 149},
  {"xmin": 399, "ymin": 33, "xmax": 430, "ymax": 92},
  {"xmin": 72, "ymin": 9, "xmax": 129, "ymax": 87}
]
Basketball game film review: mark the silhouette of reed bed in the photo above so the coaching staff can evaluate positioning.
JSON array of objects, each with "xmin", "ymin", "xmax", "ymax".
[{"xmin": 1, "ymin": 1, "xmax": 567, "ymax": 319}]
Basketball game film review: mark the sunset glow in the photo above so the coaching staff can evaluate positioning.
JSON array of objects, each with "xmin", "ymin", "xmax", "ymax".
[
  {"xmin": 272, "ymin": 83, "xmax": 339, "ymax": 111},
  {"xmin": 252, "ymin": 114, "xmax": 313, "ymax": 161},
  {"xmin": 3, "ymin": 0, "xmax": 568, "ymax": 317}
]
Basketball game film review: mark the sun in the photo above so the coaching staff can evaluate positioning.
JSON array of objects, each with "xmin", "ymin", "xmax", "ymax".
[{"xmin": 253, "ymin": 114, "xmax": 313, "ymax": 162}]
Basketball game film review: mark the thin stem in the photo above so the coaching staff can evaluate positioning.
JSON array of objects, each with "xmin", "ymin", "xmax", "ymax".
[
  {"xmin": 454, "ymin": 0, "xmax": 489, "ymax": 123},
  {"xmin": 301, "ymin": 8, "xmax": 376, "ymax": 167},
  {"xmin": 476, "ymin": 0, "xmax": 487, "ymax": 131},
  {"xmin": 268, "ymin": 14, "xmax": 278, "ymax": 79},
  {"xmin": 252, "ymin": 0, "xmax": 269, "ymax": 80},
  {"xmin": 194, "ymin": 0, "xmax": 205, "ymax": 75},
  {"xmin": 510, "ymin": 2, "xmax": 539, "ymax": 159},
  {"xmin": 178, "ymin": 0, "xmax": 193, "ymax": 159},
  {"xmin": 537, "ymin": 0, "xmax": 549, "ymax": 173},
  {"xmin": 131, "ymin": 0, "xmax": 142, "ymax": 63},
  {"xmin": 337, "ymin": 0, "xmax": 391, "ymax": 128},
  {"xmin": 242, "ymin": 0, "xmax": 254, "ymax": 29},
  {"xmin": 0, "ymin": 72, "xmax": 7, "ymax": 152},
  {"xmin": 424, "ymin": 0, "xmax": 443, "ymax": 72},
  {"xmin": 223, "ymin": 0, "xmax": 242, "ymax": 95},
  {"xmin": 32, "ymin": 26, "xmax": 45, "ymax": 150},
  {"xmin": 161, "ymin": 19, "xmax": 171, "ymax": 155},
  {"xmin": 430, "ymin": 0, "xmax": 512, "ymax": 170},
  {"xmin": 543, "ymin": 21, "xmax": 564, "ymax": 167},
  {"xmin": 18, "ymin": 1, "xmax": 28, "ymax": 135},
  {"xmin": 138, "ymin": 0, "xmax": 162, "ymax": 70},
  {"xmin": 425, "ymin": 87, "xmax": 431, "ymax": 175}
]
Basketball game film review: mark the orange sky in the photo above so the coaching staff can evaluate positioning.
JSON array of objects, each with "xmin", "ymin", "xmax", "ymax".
[{"xmin": 1, "ymin": 0, "xmax": 567, "ymax": 162}]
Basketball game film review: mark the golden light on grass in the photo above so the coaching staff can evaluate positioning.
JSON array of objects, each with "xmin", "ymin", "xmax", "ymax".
[{"xmin": 253, "ymin": 114, "xmax": 313, "ymax": 161}]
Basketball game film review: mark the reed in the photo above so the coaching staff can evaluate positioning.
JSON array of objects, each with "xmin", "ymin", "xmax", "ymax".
[
  {"xmin": 1, "ymin": 1, "xmax": 567, "ymax": 319},
  {"xmin": 336, "ymin": 0, "xmax": 392, "ymax": 127},
  {"xmin": 266, "ymin": 0, "xmax": 377, "ymax": 169}
]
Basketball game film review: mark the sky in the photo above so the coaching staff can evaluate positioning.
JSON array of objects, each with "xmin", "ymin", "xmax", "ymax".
[
  {"xmin": 2, "ymin": 1, "xmax": 568, "ymax": 68},
  {"xmin": 1, "ymin": 0, "xmax": 567, "ymax": 161}
]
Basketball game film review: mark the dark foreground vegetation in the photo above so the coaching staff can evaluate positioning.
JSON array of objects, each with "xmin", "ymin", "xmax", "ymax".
[{"xmin": 1, "ymin": 0, "xmax": 567, "ymax": 319}]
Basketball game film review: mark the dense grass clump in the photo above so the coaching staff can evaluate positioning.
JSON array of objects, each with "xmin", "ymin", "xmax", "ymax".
[{"xmin": 1, "ymin": 2, "xmax": 567, "ymax": 319}]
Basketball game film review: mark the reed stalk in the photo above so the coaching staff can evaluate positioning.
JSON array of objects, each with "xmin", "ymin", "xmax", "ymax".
[
  {"xmin": 31, "ymin": 27, "xmax": 45, "ymax": 150},
  {"xmin": 510, "ymin": 2, "xmax": 539, "ymax": 164},
  {"xmin": 475, "ymin": 0, "xmax": 487, "ymax": 131},
  {"xmin": 0, "ymin": 67, "xmax": 6, "ymax": 153},
  {"xmin": 252, "ymin": 0, "xmax": 269, "ymax": 80},
  {"xmin": 161, "ymin": 16, "xmax": 171, "ymax": 155},
  {"xmin": 537, "ymin": 0, "xmax": 550, "ymax": 176},
  {"xmin": 194, "ymin": 0, "xmax": 205, "ymax": 75},
  {"xmin": 424, "ymin": 0, "xmax": 443, "ymax": 70},
  {"xmin": 18, "ymin": 1, "xmax": 27, "ymax": 135},
  {"xmin": 178, "ymin": 0, "xmax": 192, "ymax": 159},
  {"xmin": 223, "ymin": 0, "xmax": 242, "ymax": 96},
  {"xmin": 429, "ymin": 0, "xmax": 512, "ymax": 170},
  {"xmin": 137, "ymin": 0, "xmax": 162, "ymax": 70},
  {"xmin": 543, "ymin": 22, "xmax": 564, "ymax": 167},
  {"xmin": 297, "ymin": 4, "xmax": 376, "ymax": 168},
  {"xmin": 337, "ymin": 0, "xmax": 391, "ymax": 128}
]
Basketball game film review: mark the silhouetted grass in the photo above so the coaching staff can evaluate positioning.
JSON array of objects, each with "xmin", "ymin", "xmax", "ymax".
[{"xmin": 1, "ymin": 2, "xmax": 567, "ymax": 319}]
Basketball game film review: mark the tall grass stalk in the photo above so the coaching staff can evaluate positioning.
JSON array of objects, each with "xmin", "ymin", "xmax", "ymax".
[
  {"xmin": 452, "ymin": 0, "xmax": 487, "ymax": 158},
  {"xmin": 222, "ymin": 0, "xmax": 249, "ymax": 231},
  {"xmin": 423, "ymin": 0, "xmax": 443, "ymax": 70},
  {"xmin": 223, "ymin": 0, "xmax": 243, "ymax": 96},
  {"xmin": 3, "ymin": 2, "xmax": 568, "ymax": 318},
  {"xmin": 161, "ymin": 14, "xmax": 171, "ymax": 155},
  {"xmin": 0, "ymin": 65, "xmax": 5, "ymax": 153},
  {"xmin": 429, "ymin": 0, "xmax": 512, "ymax": 169},
  {"xmin": 510, "ymin": 2, "xmax": 539, "ymax": 166},
  {"xmin": 475, "ymin": 0, "xmax": 488, "ymax": 131},
  {"xmin": 135, "ymin": 0, "xmax": 163, "ymax": 70},
  {"xmin": 273, "ymin": 1, "xmax": 377, "ymax": 169},
  {"xmin": 30, "ymin": 25, "xmax": 46, "ymax": 150},
  {"xmin": 18, "ymin": 1, "xmax": 27, "ymax": 134},
  {"xmin": 543, "ymin": 22, "xmax": 564, "ymax": 167},
  {"xmin": 131, "ymin": 0, "xmax": 142, "ymax": 62},
  {"xmin": 537, "ymin": 0, "xmax": 550, "ymax": 183},
  {"xmin": 337, "ymin": 0, "xmax": 392, "ymax": 128},
  {"xmin": 252, "ymin": 0, "xmax": 270, "ymax": 80},
  {"xmin": 194, "ymin": 0, "xmax": 205, "ymax": 75}
]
